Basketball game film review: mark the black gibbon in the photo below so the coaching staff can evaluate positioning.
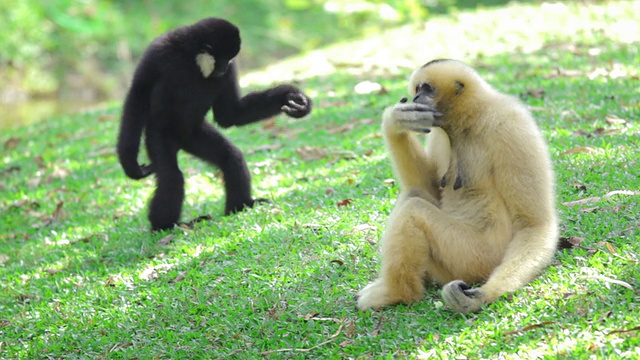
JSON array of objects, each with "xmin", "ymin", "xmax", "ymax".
[
  {"xmin": 116, "ymin": 17, "xmax": 312, "ymax": 231},
  {"xmin": 356, "ymin": 59, "xmax": 558, "ymax": 313}
]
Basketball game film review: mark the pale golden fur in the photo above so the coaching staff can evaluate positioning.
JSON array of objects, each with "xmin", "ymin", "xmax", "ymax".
[{"xmin": 356, "ymin": 59, "xmax": 558, "ymax": 313}]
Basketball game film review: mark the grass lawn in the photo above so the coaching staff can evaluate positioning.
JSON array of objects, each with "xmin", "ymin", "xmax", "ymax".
[{"xmin": 1, "ymin": 1, "xmax": 639, "ymax": 359}]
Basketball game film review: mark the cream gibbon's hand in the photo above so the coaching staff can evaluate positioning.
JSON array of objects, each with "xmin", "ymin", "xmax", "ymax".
[{"xmin": 383, "ymin": 97, "xmax": 443, "ymax": 135}]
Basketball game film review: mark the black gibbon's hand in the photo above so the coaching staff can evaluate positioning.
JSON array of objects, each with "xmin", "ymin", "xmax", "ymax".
[
  {"xmin": 391, "ymin": 101, "xmax": 442, "ymax": 133},
  {"xmin": 281, "ymin": 92, "xmax": 311, "ymax": 118}
]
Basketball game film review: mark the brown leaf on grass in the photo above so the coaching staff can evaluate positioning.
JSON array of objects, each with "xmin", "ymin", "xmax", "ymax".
[
  {"xmin": 8, "ymin": 200, "xmax": 40, "ymax": 211},
  {"xmin": 608, "ymin": 326, "xmax": 640, "ymax": 335},
  {"xmin": 579, "ymin": 206, "xmax": 599, "ymax": 214},
  {"xmin": 504, "ymin": 321, "xmax": 557, "ymax": 336},
  {"xmin": 261, "ymin": 118, "xmax": 277, "ymax": 130},
  {"xmin": 605, "ymin": 115, "xmax": 627, "ymax": 125},
  {"xmin": 604, "ymin": 242, "xmax": 617, "ymax": 254},
  {"xmin": 0, "ymin": 254, "xmax": 9, "ymax": 265},
  {"xmin": 330, "ymin": 259, "xmax": 344, "ymax": 266},
  {"xmin": 158, "ymin": 234, "xmax": 175, "ymax": 246},
  {"xmin": 584, "ymin": 274, "xmax": 633, "ymax": 290},
  {"xmin": 50, "ymin": 166, "xmax": 70, "ymax": 179},
  {"xmin": 247, "ymin": 143, "xmax": 282, "ymax": 154},
  {"xmin": 0, "ymin": 166, "xmax": 21, "ymax": 177},
  {"xmin": 560, "ymin": 146, "xmax": 597, "ymax": 157},
  {"xmin": 524, "ymin": 88, "xmax": 545, "ymax": 98},
  {"xmin": 0, "ymin": 319, "xmax": 10, "ymax": 328},
  {"xmin": 337, "ymin": 198, "xmax": 353, "ymax": 207},
  {"xmin": 563, "ymin": 190, "xmax": 640, "ymax": 207},
  {"xmin": 353, "ymin": 223, "xmax": 376, "ymax": 232},
  {"xmin": 296, "ymin": 146, "xmax": 327, "ymax": 162},
  {"xmin": 97, "ymin": 114, "xmax": 115, "ymax": 122},
  {"xmin": 169, "ymin": 272, "xmax": 186, "ymax": 283},
  {"xmin": 71, "ymin": 233, "xmax": 108, "ymax": 245},
  {"xmin": 34, "ymin": 156, "xmax": 46, "ymax": 169},
  {"xmin": 45, "ymin": 268, "xmax": 63, "ymax": 275},
  {"xmin": 18, "ymin": 293, "xmax": 37, "ymax": 302},
  {"xmin": 52, "ymin": 201, "xmax": 64, "ymax": 221},
  {"xmin": 4, "ymin": 137, "xmax": 21, "ymax": 150},
  {"xmin": 327, "ymin": 123, "xmax": 355, "ymax": 134}
]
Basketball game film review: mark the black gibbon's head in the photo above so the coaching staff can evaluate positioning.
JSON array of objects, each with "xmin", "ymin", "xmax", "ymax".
[
  {"xmin": 190, "ymin": 17, "xmax": 241, "ymax": 78},
  {"xmin": 408, "ymin": 59, "xmax": 488, "ymax": 111}
]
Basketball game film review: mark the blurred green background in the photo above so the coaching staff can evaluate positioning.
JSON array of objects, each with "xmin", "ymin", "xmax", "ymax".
[{"xmin": 0, "ymin": 0, "xmax": 525, "ymax": 126}]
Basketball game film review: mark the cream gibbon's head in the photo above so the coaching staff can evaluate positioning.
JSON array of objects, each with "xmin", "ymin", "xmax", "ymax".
[
  {"xmin": 408, "ymin": 59, "xmax": 493, "ymax": 116},
  {"xmin": 191, "ymin": 18, "xmax": 241, "ymax": 78}
]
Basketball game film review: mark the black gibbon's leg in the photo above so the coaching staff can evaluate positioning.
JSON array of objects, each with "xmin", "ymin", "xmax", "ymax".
[
  {"xmin": 181, "ymin": 122, "xmax": 256, "ymax": 215},
  {"xmin": 145, "ymin": 129, "xmax": 184, "ymax": 231}
]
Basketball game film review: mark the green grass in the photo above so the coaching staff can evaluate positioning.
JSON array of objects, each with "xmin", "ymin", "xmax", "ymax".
[{"xmin": 1, "ymin": 2, "xmax": 639, "ymax": 359}]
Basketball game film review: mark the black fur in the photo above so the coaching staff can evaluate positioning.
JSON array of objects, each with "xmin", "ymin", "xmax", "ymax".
[{"xmin": 116, "ymin": 17, "xmax": 312, "ymax": 231}]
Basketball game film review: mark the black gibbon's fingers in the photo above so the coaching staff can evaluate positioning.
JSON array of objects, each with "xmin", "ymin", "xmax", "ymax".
[
  {"xmin": 281, "ymin": 92, "xmax": 312, "ymax": 118},
  {"xmin": 441, "ymin": 280, "xmax": 483, "ymax": 314}
]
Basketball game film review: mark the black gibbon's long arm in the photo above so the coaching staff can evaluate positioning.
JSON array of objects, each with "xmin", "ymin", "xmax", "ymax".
[
  {"xmin": 212, "ymin": 63, "xmax": 310, "ymax": 128},
  {"xmin": 117, "ymin": 79, "xmax": 154, "ymax": 180}
]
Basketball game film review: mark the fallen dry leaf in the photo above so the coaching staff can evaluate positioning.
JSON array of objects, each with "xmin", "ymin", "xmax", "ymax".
[
  {"xmin": 4, "ymin": 137, "xmax": 21, "ymax": 150},
  {"xmin": 337, "ymin": 198, "xmax": 353, "ymax": 207},
  {"xmin": 560, "ymin": 146, "xmax": 597, "ymax": 156},
  {"xmin": 560, "ymin": 189, "xmax": 639, "ymax": 207},
  {"xmin": 52, "ymin": 201, "xmax": 65, "ymax": 221},
  {"xmin": 327, "ymin": 123, "xmax": 355, "ymax": 134},
  {"xmin": 158, "ymin": 234, "xmax": 175, "ymax": 246},
  {"xmin": 608, "ymin": 326, "xmax": 640, "ymax": 335},
  {"xmin": 557, "ymin": 236, "xmax": 584, "ymax": 249},
  {"xmin": 605, "ymin": 115, "xmax": 627, "ymax": 125},
  {"xmin": 247, "ymin": 143, "xmax": 282, "ymax": 154},
  {"xmin": 169, "ymin": 271, "xmax": 186, "ymax": 283},
  {"xmin": 296, "ymin": 146, "xmax": 327, "ymax": 162},
  {"xmin": 583, "ymin": 274, "xmax": 633, "ymax": 290},
  {"xmin": 579, "ymin": 206, "xmax": 599, "ymax": 214}
]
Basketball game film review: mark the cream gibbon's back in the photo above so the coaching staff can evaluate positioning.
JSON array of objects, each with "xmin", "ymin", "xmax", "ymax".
[{"xmin": 356, "ymin": 59, "xmax": 558, "ymax": 314}]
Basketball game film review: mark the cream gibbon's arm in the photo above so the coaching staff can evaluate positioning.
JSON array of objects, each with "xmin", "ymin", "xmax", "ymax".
[{"xmin": 381, "ymin": 99, "xmax": 448, "ymax": 204}]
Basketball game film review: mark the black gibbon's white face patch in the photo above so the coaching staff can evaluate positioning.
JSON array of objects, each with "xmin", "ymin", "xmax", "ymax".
[{"xmin": 196, "ymin": 52, "xmax": 215, "ymax": 78}]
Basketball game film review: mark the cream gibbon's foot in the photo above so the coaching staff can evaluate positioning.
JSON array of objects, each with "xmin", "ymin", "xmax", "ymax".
[{"xmin": 441, "ymin": 280, "xmax": 483, "ymax": 314}]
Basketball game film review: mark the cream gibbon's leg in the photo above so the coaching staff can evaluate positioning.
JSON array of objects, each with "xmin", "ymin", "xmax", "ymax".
[{"xmin": 357, "ymin": 59, "xmax": 558, "ymax": 313}]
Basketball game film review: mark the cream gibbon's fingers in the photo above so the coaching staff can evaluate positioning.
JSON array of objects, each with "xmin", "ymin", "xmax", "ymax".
[
  {"xmin": 386, "ymin": 102, "xmax": 443, "ymax": 134},
  {"xmin": 358, "ymin": 59, "xmax": 558, "ymax": 314}
]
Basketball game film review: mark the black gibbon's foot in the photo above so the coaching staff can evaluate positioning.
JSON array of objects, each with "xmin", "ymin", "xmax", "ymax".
[
  {"xmin": 281, "ymin": 92, "xmax": 312, "ymax": 118},
  {"xmin": 224, "ymin": 198, "xmax": 270, "ymax": 215},
  {"xmin": 399, "ymin": 97, "xmax": 408, "ymax": 103},
  {"xmin": 179, "ymin": 215, "xmax": 214, "ymax": 229}
]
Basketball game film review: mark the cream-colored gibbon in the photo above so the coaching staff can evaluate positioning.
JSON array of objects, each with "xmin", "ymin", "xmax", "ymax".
[
  {"xmin": 356, "ymin": 59, "xmax": 558, "ymax": 313},
  {"xmin": 116, "ymin": 18, "xmax": 311, "ymax": 231}
]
